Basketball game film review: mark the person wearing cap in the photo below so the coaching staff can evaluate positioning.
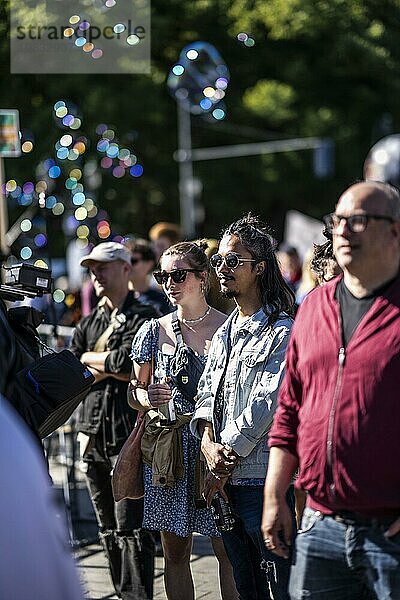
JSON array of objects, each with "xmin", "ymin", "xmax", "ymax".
[{"xmin": 70, "ymin": 242, "xmax": 158, "ymax": 600}]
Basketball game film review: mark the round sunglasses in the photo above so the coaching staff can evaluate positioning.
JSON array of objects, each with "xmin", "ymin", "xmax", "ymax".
[
  {"xmin": 210, "ymin": 252, "xmax": 256, "ymax": 270},
  {"xmin": 153, "ymin": 268, "xmax": 202, "ymax": 285}
]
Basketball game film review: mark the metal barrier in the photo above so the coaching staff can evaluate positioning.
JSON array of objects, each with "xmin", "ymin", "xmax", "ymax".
[{"xmin": 37, "ymin": 323, "xmax": 75, "ymax": 349}]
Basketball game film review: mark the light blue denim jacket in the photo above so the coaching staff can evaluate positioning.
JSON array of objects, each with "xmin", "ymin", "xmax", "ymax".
[{"xmin": 190, "ymin": 307, "xmax": 292, "ymax": 482}]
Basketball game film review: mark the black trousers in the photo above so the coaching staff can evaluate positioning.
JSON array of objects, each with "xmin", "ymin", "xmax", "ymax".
[{"xmin": 84, "ymin": 447, "xmax": 154, "ymax": 600}]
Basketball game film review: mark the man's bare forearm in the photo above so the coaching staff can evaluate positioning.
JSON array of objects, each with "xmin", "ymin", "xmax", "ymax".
[
  {"xmin": 80, "ymin": 351, "xmax": 110, "ymax": 371},
  {"xmin": 111, "ymin": 372, "xmax": 131, "ymax": 382},
  {"xmin": 199, "ymin": 420, "xmax": 238, "ymax": 475},
  {"xmin": 81, "ymin": 351, "xmax": 130, "ymax": 381},
  {"xmin": 264, "ymin": 446, "xmax": 299, "ymax": 500}
]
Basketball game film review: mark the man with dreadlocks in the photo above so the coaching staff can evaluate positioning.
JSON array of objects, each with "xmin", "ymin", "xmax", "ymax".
[{"xmin": 191, "ymin": 214, "xmax": 296, "ymax": 600}]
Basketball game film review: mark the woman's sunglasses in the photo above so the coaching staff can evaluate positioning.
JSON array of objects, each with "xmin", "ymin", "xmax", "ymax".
[
  {"xmin": 210, "ymin": 252, "xmax": 256, "ymax": 270},
  {"xmin": 153, "ymin": 268, "xmax": 202, "ymax": 285}
]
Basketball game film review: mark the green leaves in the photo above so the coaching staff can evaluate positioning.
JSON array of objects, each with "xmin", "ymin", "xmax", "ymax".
[
  {"xmin": 3, "ymin": 0, "xmax": 400, "ymax": 257},
  {"xmin": 243, "ymin": 80, "xmax": 296, "ymax": 125}
]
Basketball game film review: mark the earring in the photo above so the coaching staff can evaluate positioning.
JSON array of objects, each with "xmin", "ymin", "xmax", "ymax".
[
  {"xmin": 257, "ymin": 262, "xmax": 265, "ymax": 276},
  {"xmin": 200, "ymin": 282, "xmax": 205, "ymax": 295}
]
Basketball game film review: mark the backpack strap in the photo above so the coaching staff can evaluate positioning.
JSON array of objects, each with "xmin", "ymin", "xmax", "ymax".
[{"xmin": 171, "ymin": 310, "xmax": 184, "ymax": 346}]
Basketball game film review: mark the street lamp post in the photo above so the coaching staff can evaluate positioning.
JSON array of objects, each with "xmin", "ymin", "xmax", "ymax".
[
  {"xmin": 168, "ymin": 42, "xmax": 230, "ymax": 238},
  {"xmin": 176, "ymin": 99, "xmax": 195, "ymax": 239},
  {"xmin": 168, "ymin": 44, "xmax": 334, "ymax": 237}
]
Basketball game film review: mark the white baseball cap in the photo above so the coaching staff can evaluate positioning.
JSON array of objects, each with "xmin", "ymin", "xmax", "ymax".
[{"xmin": 80, "ymin": 242, "xmax": 132, "ymax": 267}]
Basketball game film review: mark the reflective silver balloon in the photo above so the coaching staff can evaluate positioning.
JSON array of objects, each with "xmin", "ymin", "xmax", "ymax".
[
  {"xmin": 167, "ymin": 41, "xmax": 229, "ymax": 118},
  {"xmin": 364, "ymin": 134, "xmax": 400, "ymax": 187}
]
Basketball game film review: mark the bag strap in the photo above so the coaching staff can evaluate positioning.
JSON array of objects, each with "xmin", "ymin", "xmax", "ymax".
[
  {"xmin": 94, "ymin": 307, "xmax": 125, "ymax": 352},
  {"xmin": 171, "ymin": 310, "xmax": 184, "ymax": 346}
]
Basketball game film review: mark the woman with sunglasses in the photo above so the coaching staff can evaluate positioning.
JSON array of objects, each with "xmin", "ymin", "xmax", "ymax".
[{"xmin": 129, "ymin": 241, "xmax": 238, "ymax": 600}]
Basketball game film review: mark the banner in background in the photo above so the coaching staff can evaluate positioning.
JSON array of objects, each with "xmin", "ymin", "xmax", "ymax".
[{"xmin": 284, "ymin": 209, "xmax": 325, "ymax": 260}]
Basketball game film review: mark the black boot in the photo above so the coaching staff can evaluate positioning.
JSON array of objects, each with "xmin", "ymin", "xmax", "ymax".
[
  {"xmin": 99, "ymin": 529, "xmax": 122, "ymax": 597},
  {"xmin": 117, "ymin": 529, "xmax": 155, "ymax": 600}
]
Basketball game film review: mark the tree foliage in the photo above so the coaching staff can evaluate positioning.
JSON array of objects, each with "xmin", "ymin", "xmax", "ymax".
[{"xmin": 2, "ymin": 0, "xmax": 400, "ymax": 257}]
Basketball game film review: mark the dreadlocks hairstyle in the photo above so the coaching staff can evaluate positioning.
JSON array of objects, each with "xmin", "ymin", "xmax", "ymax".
[
  {"xmin": 221, "ymin": 213, "xmax": 295, "ymax": 324},
  {"xmin": 310, "ymin": 239, "xmax": 339, "ymax": 284}
]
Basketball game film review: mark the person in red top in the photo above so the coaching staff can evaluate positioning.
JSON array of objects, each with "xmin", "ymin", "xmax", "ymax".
[{"xmin": 262, "ymin": 180, "xmax": 400, "ymax": 600}]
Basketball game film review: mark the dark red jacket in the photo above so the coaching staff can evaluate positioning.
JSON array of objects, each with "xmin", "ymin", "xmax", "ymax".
[{"xmin": 269, "ymin": 274, "xmax": 400, "ymax": 516}]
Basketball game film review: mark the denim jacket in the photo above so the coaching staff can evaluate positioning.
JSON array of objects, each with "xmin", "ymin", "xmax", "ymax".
[{"xmin": 190, "ymin": 307, "xmax": 292, "ymax": 482}]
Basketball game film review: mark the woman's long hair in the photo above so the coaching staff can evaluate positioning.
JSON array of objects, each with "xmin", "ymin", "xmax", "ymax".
[{"xmin": 222, "ymin": 213, "xmax": 295, "ymax": 324}]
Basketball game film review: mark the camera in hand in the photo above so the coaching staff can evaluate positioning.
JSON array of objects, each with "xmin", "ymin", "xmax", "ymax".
[{"xmin": 210, "ymin": 492, "xmax": 236, "ymax": 532}]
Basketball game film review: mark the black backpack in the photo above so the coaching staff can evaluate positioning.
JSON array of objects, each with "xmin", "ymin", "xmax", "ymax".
[{"xmin": 3, "ymin": 306, "xmax": 95, "ymax": 438}]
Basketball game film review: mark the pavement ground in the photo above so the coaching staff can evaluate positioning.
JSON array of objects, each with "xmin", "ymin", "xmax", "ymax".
[
  {"xmin": 48, "ymin": 439, "xmax": 221, "ymax": 600},
  {"xmin": 75, "ymin": 534, "xmax": 221, "ymax": 600}
]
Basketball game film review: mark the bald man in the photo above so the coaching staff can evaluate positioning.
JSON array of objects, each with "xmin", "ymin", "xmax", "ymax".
[{"xmin": 262, "ymin": 181, "xmax": 400, "ymax": 600}]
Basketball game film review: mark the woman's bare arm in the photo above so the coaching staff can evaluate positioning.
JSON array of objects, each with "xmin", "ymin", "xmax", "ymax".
[
  {"xmin": 127, "ymin": 361, "xmax": 152, "ymax": 410},
  {"xmin": 128, "ymin": 360, "xmax": 172, "ymax": 411}
]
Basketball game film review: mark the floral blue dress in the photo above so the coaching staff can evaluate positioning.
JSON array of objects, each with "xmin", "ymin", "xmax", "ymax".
[{"xmin": 130, "ymin": 319, "xmax": 219, "ymax": 538}]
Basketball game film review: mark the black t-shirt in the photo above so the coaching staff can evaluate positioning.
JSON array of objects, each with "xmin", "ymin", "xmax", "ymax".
[{"xmin": 335, "ymin": 277, "xmax": 396, "ymax": 347}]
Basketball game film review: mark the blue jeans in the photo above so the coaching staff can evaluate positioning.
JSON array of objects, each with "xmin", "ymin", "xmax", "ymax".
[
  {"xmin": 290, "ymin": 507, "xmax": 400, "ymax": 600},
  {"xmin": 221, "ymin": 484, "xmax": 295, "ymax": 600}
]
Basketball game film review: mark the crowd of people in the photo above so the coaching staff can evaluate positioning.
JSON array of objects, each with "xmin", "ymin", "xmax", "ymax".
[{"xmin": 1, "ymin": 179, "xmax": 400, "ymax": 600}]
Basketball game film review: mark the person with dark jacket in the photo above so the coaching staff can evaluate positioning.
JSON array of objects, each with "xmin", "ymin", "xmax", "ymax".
[
  {"xmin": 70, "ymin": 241, "xmax": 158, "ymax": 600},
  {"xmin": 262, "ymin": 181, "xmax": 400, "ymax": 600},
  {"xmin": 124, "ymin": 237, "xmax": 172, "ymax": 316},
  {"xmin": 0, "ymin": 298, "xmax": 16, "ymax": 396}
]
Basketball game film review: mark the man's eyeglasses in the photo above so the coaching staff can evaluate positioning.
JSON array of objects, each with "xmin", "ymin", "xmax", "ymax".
[
  {"xmin": 323, "ymin": 213, "xmax": 396, "ymax": 234},
  {"xmin": 210, "ymin": 252, "xmax": 256, "ymax": 270},
  {"xmin": 153, "ymin": 269, "xmax": 202, "ymax": 285}
]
